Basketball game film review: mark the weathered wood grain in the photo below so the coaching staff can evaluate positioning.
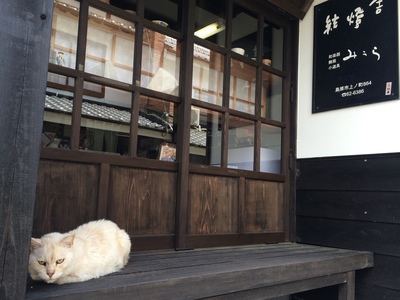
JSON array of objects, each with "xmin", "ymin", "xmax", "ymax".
[
  {"xmin": 0, "ymin": 1, "xmax": 54, "ymax": 299},
  {"xmin": 188, "ymin": 174, "xmax": 238, "ymax": 234},
  {"xmin": 33, "ymin": 160, "xmax": 100, "ymax": 236},
  {"xmin": 296, "ymin": 154, "xmax": 400, "ymax": 299},
  {"xmin": 242, "ymin": 180, "xmax": 283, "ymax": 233},
  {"xmin": 108, "ymin": 166, "xmax": 177, "ymax": 235},
  {"xmin": 25, "ymin": 243, "xmax": 373, "ymax": 300}
]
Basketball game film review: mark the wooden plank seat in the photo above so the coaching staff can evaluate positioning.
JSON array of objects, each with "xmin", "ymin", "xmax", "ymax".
[{"xmin": 25, "ymin": 243, "xmax": 373, "ymax": 300}]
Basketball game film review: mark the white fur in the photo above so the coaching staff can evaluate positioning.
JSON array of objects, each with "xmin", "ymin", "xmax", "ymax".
[{"xmin": 29, "ymin": 219, "xmax": 131, "ymax": 284}]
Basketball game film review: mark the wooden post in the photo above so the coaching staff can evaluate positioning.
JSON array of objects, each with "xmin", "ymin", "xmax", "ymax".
[
  {"xmin": 0, "ymin": 0, "xmax": 54, "ymax": 299},
  {"xmin": 338, "ymin": 271, "xmax": 356, "ymax": 300}
]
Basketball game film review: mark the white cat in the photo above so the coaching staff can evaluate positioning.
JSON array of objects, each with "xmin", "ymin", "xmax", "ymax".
[{"xmin": 29, "ymin": 219, "xmax": 131, "ymax": 284}]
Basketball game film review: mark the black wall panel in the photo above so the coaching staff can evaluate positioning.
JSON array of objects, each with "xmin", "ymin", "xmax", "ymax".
[{"xmin": 295, "ymin": 153, "xmax": 400, "ymax": 299}]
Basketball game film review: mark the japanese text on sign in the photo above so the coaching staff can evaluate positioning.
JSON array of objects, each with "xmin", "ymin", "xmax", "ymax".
[{"xmin": 312, "ymin": 0, "xmax": 398, "ymax": 112}]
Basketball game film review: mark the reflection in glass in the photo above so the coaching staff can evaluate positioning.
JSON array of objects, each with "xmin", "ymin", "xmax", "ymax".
[
  {"xmin": 85, "ymin": 7, "xmax": 135, "ymax": 84},
  {"xmin": 195, "ymin": 0, "xmax": 226, "ymax": 46},
  {"xmin": 138, "ymin": 97, "xmax": 176, "ymax": 160},
  {"xmin": 261, "ymin": 71, "xmax": 283, "ymax": 121},
  {"xmin": 261, "ymin": 124, "xmax": 281, "ymax": 174},
  {"xmin": 43, "ymin": 75, "xmax": 75, "ymax": 149},
  {"xmin": 144, "ymin": 0, "xmax": 182, "ymax": 32},
  {"xmin": 230, "ymin": 59, "xmax": 256, "ymax": 114},
  {"xmin": 227, "ymin": 116, "xmax": 254, "ymax": 171},
  {"xmin": 263, "ymin": 21, "xmax": 284, "ymax": 70},
  {"xmin": 189, "ymin": 108, "xmax": 222, "ymax": 166},
  {"xmin": 141, "ymin": 28, "xmax": 180, "ymax": 96},
  {"xmin": 232, "ymin": 3, "xmax": 257, "ymax": 58},
  {"xmin": 80, "ymin": 83, "xmax": 132, "ymax": 154},
  {"xmin": 192, "ymin": 46, "xmax": 224, "ymax": 105},
  {"xmin": 50, "ymin": 0, "xmax": 80, "ymax": 69}
]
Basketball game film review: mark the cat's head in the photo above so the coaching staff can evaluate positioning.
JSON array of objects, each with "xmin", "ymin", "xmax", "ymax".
[{"xmin": 29, "ymin": 232, "xmax": 75, "ymax": 284}]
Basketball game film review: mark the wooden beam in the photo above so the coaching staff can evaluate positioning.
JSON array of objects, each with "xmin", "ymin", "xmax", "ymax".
[
  {"xmin": 0, "ymin": 0, "xmax": 54, "ymax": 298},
  {"xmin": 301, "ymin": 0, "xmax": 315, "ymax": 17},
  {"xmin": 266, "ymin": 0, "xmax": 314, "ymax": 20}
]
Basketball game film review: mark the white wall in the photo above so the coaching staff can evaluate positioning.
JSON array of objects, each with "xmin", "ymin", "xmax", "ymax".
[{"xmin": 297, "ymin": 0, "xmax": 400, "ymax": 158}]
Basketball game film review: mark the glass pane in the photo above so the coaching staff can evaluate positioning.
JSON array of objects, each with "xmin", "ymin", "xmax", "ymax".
[
  {"xmin": 261, "ymin": 71, "xmax": 283, "ymax": 121},
  {"xmin": 261, "ymin": 124, "xmax": 281, "ymax": 174},
  {"xmin": 195, "ymin": 0, "xmax": 226, "ymax": 46},
  {"xmin": 85, "ymin": 7, "xmax": 135, "ymax": 84},
  {"xmin": 80, "ymin": 82, "xmax": 132, "ymax": 154},
  {"xmin": 50, "ymin": 0, "xmax": 80, "ymax": 68},
  {"xmin": 263, "ymin": 20, "xmax": 284, "ymax": 70},
  {"xmin": 141, "ymin": 29, "xmax": 180, "ymax": 96},
  {"xmin": 189, "ymin": 108, "xmax": 222, "ymax": 166},
  {"xmin": 145, "ymin": 0, "xmax": 182, "ymax": 32},
  {"xmin": 230, "ymin": 59, "xmax": 256, "ymax": 114},
  {"xmin": 227, "ymin": 116, "xmax": 254, "ymax": 171},
  {"xmin": 192, "ymin": 46, "xmax": 224, "ymax": 105},
  {"xmin": 43, "ymin": 73, "xmax": 75, "ymax": 149},
  {"xmin": 232, "ymin": 3, "xmax": 257, "ymax": 58},
  {"xmin": 138, "ymin": 96, "xmax": 176, "ymax": 160}
]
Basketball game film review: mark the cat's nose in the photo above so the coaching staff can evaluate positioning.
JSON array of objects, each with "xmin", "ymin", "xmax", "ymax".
[{"xmin": 47, "ymin": 271, "xmax": 55, "ymax": 278}]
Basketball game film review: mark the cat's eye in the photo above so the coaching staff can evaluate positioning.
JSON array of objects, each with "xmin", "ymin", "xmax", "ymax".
[
  {"xmin": 56, "ymin": 259, "xmax": 65, "ymax": 264},
  {"xmin": 38, "ymin": 261, "xmax": 46, "ymax": 266}
]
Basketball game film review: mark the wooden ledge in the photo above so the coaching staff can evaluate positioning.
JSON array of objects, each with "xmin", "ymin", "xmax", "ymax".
[{"xmin": 25, "ymin": 243, "xmax": 373, "ymax": 300}]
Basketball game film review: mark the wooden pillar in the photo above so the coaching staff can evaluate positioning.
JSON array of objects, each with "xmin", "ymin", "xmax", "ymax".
[
  {"xmin": 0, "ymin": 1, "xmax": 54, "ymax": 299},
  {"xmin": 174, "ymin": 0, "xmax": 195, "ymax": 250},
  {"xmin": 338, "ymin": 271, "xmax": 356, "ymax": 300}
]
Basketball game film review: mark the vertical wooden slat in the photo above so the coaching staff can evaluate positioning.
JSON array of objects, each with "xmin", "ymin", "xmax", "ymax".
[
  {"xmin": 238, "ymin": 176, "xmax": 246, "ymax": 234},
  {"xmin": 97, "ymin": 163, "xmax": 110, "ymax": 219},
  {"xmin": 0, "ymin": 1, "xmax": 54, "ymax": 298}
]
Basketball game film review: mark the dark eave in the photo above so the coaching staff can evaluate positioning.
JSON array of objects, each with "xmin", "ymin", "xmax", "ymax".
[{"xmin": 266, "ymin": 0, "xmax": 314, "ymax": 19}]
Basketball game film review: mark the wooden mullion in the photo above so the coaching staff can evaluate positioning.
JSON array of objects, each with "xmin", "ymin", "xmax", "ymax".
[
  {"xmin": 70, "ymin": 77, "xmax": 84, "ymax": 150},
  {"xmin": 255, "ymin": 14, "xmax": 263, "ymax": 117},
  {"xmin": 175, "ymin": 0, "xmax": 195, "ymax": 250},
  {"xmin": 129, "ymin": 0, "xmax": 144, "ymax": 157},
  {"xmin": 254, "ymin": 120, "xmax": 261, "ymax": 172},
  {"xmin": 219, "ymin": 0, "xmax": 233, "ymax": 169},
  {"xmin": 253, "ymin": 13, "xmax": 264, "ymax": 173},
  {"xmin": 221, "ymin": 112, "xmax": 229, "ymax": 168},
  {"xmin": 69, "ymin": 0, "xmax": 89, "ymax": 150},
  {"xmin": 75, "ymin": 0, "xmax": 88, "ymax": 73}
]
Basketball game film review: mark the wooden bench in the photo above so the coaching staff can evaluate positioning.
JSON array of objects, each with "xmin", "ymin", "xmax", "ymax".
[{"xmin": 25, "ymin": 243, "xmax": 373, "ymax": 300}]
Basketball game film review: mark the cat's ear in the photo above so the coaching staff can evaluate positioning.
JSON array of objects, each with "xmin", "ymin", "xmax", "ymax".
[
  {"xmin": 30, "ymin": 238, "xmax": 42, "ymax": 253},
  {"xmin": 60, "ymin": 234, "xmax": 75, "ymax": 248}
]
